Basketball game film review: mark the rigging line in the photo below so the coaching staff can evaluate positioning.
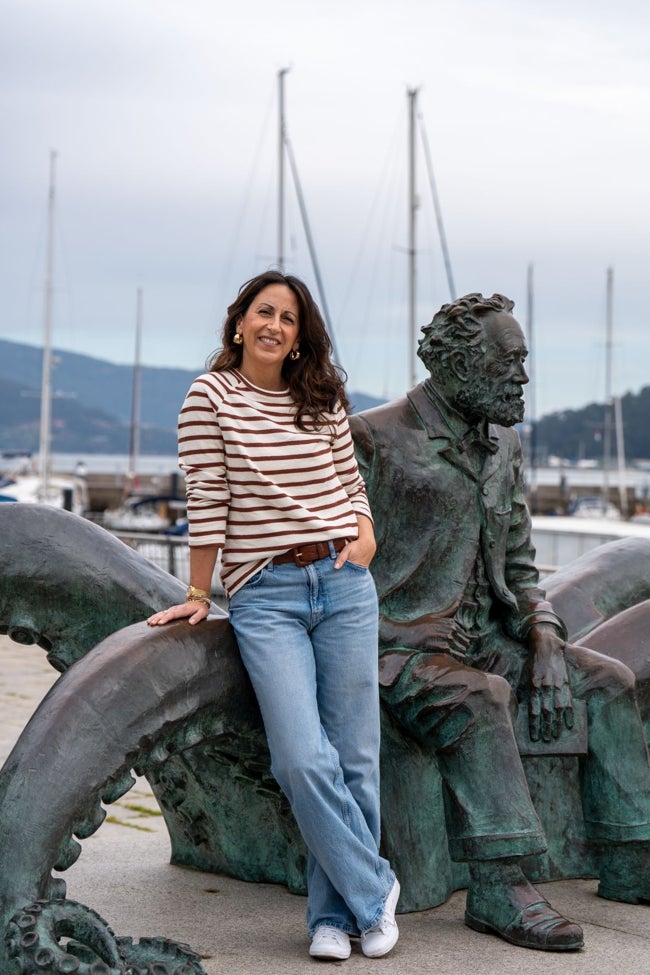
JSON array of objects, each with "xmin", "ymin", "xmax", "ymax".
[
  {"xmin": 38, "ymin": 149, "xmax": 57, "ymax": 497},
  {"xmin": 52, "ymin": 171, "xmax": 78, "ymax": 352},
  {"xmin": 283, "ymin": 132, "xmax": 342, "ymax": 366},
  {"xmin": 251, "ymin": 155, "xmax": 277, "ymax": 267},
  {"xmin": 335, "ymin": 103, "xmax": 404, "ymax": 324},
  {"xmin": 417, "ymin": 111, "xmax": 456, "ymax": 300},
  {"xmin": 339, "ymin": 106, "xmax": 406, "ymax": 388},
  {"xmin": 21, "ymin": 165, "xmax": 73, "ymax": 350},
  {"xmin": 22, "ymin": 187, "xmax": 50, "ymax": 345},
  {"xmin": 360, "ymin": 171, "xmax": 407, "ymax": 396},
  {"xmin": 218, "ymin": 82, "xmax": 276, "ymax": 294}
]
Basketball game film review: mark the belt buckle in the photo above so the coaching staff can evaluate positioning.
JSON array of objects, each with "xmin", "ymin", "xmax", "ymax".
[{"xmin": 293, "ymin": 547, "xmax": 309, "ymax": 567}]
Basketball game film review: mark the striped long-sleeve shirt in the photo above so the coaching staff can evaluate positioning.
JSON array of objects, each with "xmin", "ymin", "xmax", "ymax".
[{"xmin": 178, "ymin": 368, "xmax": 373, "ymax": 597}]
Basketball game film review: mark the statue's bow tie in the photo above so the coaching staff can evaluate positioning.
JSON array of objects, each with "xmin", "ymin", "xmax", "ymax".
[{"xmin": 456, "ymin": 428, "xmax": 499, "ymax": 454}]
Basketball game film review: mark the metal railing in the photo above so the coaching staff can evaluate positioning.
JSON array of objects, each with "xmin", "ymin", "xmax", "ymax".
[
  {"xmin": 111, "ymin": 530, "xmax": 560, "ymax": 606},
  {"xmin": 110, "ymin": 530, "xmax": 227, "ymax": 605}
]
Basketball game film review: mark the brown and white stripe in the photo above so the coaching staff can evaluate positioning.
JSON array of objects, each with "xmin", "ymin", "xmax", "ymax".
[{"xmin": 178, "ymin": 369, "xmax": 372, "ymax": 596}]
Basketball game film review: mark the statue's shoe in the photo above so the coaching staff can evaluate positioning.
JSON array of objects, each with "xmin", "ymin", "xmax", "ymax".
[
  {"xmin": 465, "ymin": 899, "xmax": 584, "ymax": 951},
  {"xmin": 598, "ymin": 882, "xmax": 650, "ymax": 904},
  {"xmin": 597, "ymin": 844, "xmax": 650, "ymax": 903}
]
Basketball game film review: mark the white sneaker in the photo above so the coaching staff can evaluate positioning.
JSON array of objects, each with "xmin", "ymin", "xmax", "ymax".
[
  {"xmin": 361, "ymin": 878, "xmax": 400, "ymax": 958},
  {"xmin": 309, "ymin": 925, "xmax": 352, "ymax": 960}
]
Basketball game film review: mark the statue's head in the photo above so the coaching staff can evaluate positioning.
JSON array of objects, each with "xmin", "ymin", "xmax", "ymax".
[{"xmin": 418, "ymin": 292, "xmax": 528, "ymax": 427}]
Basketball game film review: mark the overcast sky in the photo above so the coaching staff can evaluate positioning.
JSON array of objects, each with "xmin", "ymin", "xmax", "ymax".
[{"xmin": 2, "ymin": 0, "xmax": 649, "ymax": 419}]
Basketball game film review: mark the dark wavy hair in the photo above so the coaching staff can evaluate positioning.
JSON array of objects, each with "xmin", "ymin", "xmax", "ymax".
[
  {"xmin": 418, "ymin": 292, "xmax": 515, "ymax": 374},
  {"xmin": 207, "ymin": 270, "xmax": 349, "ymax": 429}
]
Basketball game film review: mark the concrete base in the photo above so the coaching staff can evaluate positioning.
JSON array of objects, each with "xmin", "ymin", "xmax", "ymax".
[{"xmin": 62, "ymin": 821, "xmax": 650, "ymax": 975}]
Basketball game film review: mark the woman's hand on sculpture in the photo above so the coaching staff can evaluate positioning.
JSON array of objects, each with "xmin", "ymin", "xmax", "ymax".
[
  {"xmin": 147, "ymin": 601, "xmax": 210, "ymax": 627},
  {"xmin": 527, "ymin": 623, "xmax": 573, "ymax": 741}
]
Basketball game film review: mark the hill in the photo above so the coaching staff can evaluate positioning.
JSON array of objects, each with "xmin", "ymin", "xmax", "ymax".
[
  {"xmin": 0, "ymin": 339, "xmax": 386, "ymax": 454},
  {"xmin": 0, "ymin": 374, "xmax": 179, "ymax": 454},
  {"xmin": 2, "ymin": 338, "xmax": 647, "ymax": 461},
  {"xmin": 533, "ymin": 388, "xmax": 650, "ymax": 465}
]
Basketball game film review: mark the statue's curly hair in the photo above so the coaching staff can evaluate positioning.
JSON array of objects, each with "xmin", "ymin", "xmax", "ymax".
[
  {"xmin": 207, "ymin": 270, "xmax": 349, "ymax": 429},
  {"xmin": 418, "ymin": 293, "xmax": 515, "ymax": 374}
]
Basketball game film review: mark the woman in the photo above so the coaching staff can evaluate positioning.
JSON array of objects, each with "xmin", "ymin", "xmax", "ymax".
[{"xmin": 147, "ymin": 270, "xmax": 399, "ymax": 960}]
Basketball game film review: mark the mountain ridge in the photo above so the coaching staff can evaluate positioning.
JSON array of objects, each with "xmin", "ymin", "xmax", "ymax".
[
  {"xmin": 0, "ymin": 338, "xmax": 386, "ymax": 454},
  {"xmin": 1, "ymin": 338, "xmax": 648, "ymax": 462}
]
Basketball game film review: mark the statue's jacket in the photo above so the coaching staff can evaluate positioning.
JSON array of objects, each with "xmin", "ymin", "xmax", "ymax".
[
  {"xmin": 351, "ymin": 383, "xmax": 650, "ymax": 859},
  {"xmin": 349, "ymin": 382, "xmax": 564, "ymax": 649}
]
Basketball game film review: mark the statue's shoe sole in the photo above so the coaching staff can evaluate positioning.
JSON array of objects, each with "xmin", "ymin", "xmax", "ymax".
[
  {"xmin": 598, "ymin": 883, "xmax": 650, "ymax": 904},
  {"xmin": 465, "ymin": 909, "xmax": 584, "ymax": 952}
]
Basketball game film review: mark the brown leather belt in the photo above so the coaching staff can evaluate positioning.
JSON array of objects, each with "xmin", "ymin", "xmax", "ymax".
[{"xmin": 273, "ymin": 538, "xmax": 347, "ymax": 568}]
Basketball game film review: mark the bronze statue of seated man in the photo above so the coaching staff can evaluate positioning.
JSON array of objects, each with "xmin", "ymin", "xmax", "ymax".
[{"xmin": 350, "ymin": 292, "xmax": 650, "ymax": 951}]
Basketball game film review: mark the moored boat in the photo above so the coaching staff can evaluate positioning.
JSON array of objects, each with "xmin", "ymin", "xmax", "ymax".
[{"xmin": 0, "ymin": 451, "xmax": 88, "ymax": 512}]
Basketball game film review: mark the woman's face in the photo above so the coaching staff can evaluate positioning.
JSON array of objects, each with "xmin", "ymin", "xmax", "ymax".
[{"xmin": 236, "ymin": 284, "xmax": 300, "ymax": 387}]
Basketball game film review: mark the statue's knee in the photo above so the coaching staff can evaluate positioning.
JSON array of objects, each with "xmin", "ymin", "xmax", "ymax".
[
  {"xmin": 600, "ymin": 655, "xmax": 637, "ymax": 695},
  {"xmin": 576, "ymin": 650, "xmax": 637, "ymax": 699},
  {"xmin": 464, "ymin": 671, "xmax": 514, "ymax": 715}
]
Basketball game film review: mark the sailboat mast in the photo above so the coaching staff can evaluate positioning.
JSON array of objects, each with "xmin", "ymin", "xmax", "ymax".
[
  {"xmin": 615, "ymin": 395, "xmax": 628, "ymax": 516},
  {"xmin": 601, "ymin": 266, "xmax": 628, "ymax": 517},
  {"xmin": 128, "ymin": 287, "xmax": 143, "ymax": 484},
  {"xmin": 602, "ymin": 267, "xmax": 614, "ymax": 513},
  {"xmin": 284, "ymin": 137, "xmax": 341, "ymax": 363},
  {"xmin": 407, "ymin": 88, "xmax": 419, "ymax": 389},
  {"xmin": 277, "ymin": 67, "xmax": 289, "ymax": 272},
  {"xmin": 277, "ymin": 69, "xmax": 341, "ymax": 363},
  {"xmin": 418, "ymin": 113, "xmax": 456, "ymax": 301},
  {"xmin": 525, "ymin": 263, "xmax": 538, "ymax": 509},
  {"xmin": 38, "ymin": 150, "xmax": 57, "ymax": 499}
]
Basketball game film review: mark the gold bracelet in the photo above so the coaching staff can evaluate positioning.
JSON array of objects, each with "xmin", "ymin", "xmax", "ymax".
[{"xmin": 186, "ymin": 585, "xmax": 211, "ymax": 604}]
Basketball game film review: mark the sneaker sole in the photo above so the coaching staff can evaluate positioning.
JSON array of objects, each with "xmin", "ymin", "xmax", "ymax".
[
  {"xmin": 310, "ymin": 950, "xmax": 352, "ymax": 960},
  {"xmin": 361, "ymin": 924, "xmax": 399, "ymax": 958},
  {"xmin": 309, "ymin": 931, "xmax": 351, "ymax": 960},
  {"xmin": 309, "ymin": 945, "xmax": 351, "ymax": 960},
  {"xmin": 360, "ymin": 879, "xmax": 401, "ymax": 958}
]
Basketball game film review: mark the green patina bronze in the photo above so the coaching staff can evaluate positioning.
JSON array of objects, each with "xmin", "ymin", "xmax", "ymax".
[{"xmin": 3, "ymin": 295, "xmax": 650, "ymax": 965}]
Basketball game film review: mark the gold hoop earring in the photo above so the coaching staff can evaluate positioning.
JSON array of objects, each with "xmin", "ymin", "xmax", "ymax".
[
  {"xmin": 289, "ymin": 348, "xmax": 300, "ymax": 361},
  {"xmin": 233, "ymin": 332, "xmax": 243, "ymax": 345}
]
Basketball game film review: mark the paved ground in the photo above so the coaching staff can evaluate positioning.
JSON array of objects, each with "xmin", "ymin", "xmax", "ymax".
[{"xmin": 2, "ymin": 633, "xmax": 649, "ymax": 974}]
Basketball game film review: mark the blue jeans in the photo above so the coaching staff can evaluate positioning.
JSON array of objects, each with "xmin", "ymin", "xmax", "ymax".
[{"xmin": 229, "ymin": 544, "xmax": 395, "ymax": 936}]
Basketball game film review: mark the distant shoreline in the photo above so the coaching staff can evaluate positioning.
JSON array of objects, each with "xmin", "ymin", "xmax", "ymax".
[
  {"xmin": 48, "ymin": 453, "xmax": 650, "ymax": 491},
  {"xmin": 50, "ymin": 452, "xmax": 182, "ymax": 476}
]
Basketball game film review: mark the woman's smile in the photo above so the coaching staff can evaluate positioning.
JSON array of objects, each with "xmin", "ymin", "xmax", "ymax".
[{"xmin": 236, "ymin": 283, "xmax": 300, "ymax": 388}]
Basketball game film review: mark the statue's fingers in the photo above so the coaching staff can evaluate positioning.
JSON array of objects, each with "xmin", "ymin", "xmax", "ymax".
[
  {"xmin": 550, "ymin": 688, "xmax": 567, "ymax": 737},
  {"xmin": 448, "ymin": 647, "xmax": 467, "ymax": 660},
  {"xmin": 539, "ymin": 687, "xmax": 555, "ymax": 741},
  {"xmin": 541, "ymin": 706, "xmax": 554, "ymax": 742},
  {"xmin": 550, "ymin": 707, "xmax": 561, "ymax": 739},
  {"xmin": 540, "ymin": 687, "xmax": 555, "ymax": 741},
  {"xmin": 528, "ymin": 693, "xmax": 541, "ymax": 741},
  {"xmin": 450, "ymin": 631, "xmax": 470, "ymax": 653}
]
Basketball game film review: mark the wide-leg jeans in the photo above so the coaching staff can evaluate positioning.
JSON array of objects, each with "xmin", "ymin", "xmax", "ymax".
[{"xmin": 229, "ymin": 545, "xmax": 395, "ymax": 936}]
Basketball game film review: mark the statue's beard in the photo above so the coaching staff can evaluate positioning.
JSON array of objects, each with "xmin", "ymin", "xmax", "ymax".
[{"xmin": 455, "ymin": 379, "xmax": 525, "ymax": 427}]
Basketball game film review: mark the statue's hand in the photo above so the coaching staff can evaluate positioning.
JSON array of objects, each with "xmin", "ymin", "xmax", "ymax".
[
  {"xmin": 380, "ymin": 614, "xmax": 470, "ymax": 659},
  {"xmin": 527, "ymin": 623, "xmax": 573, "ymax": 741}
]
